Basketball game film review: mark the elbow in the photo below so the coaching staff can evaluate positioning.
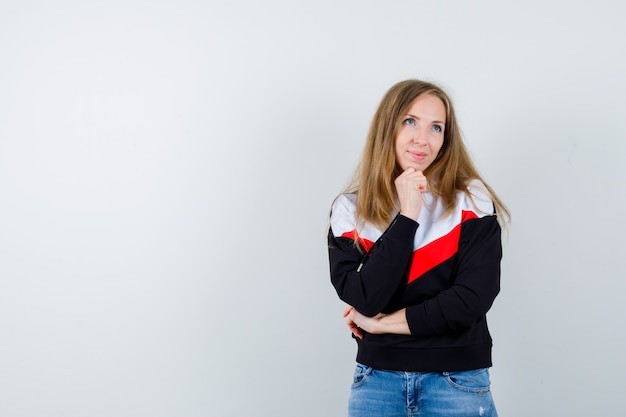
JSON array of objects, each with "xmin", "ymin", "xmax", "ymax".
[
  {"xmin": 332, "ymin": 278, "xmax": 387, "ymax": 317},
  {"xmin": 357, "ymin": 304, "xmax": 384, "ymax": 318},
  {"xmin": 446, "ymin": 289, "xmax": 499, "ymax": 329},
  {"xmin": 337, "ymin": 289, "xmax": 387, "ymax": 317}
]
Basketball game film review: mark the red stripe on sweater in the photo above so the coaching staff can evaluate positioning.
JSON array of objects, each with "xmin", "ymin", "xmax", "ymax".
[
  {"xmin": 341, "ymin": 230, "xmax": 375, "ymax": 252},
  {"xmin": 407, "ymin": 210, "xmax": 478, "ymax": 284}
]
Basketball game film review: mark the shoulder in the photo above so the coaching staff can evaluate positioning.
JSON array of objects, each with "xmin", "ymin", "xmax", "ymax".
[
  {"xmin": 457, "ymin": 181, "xmax": 502, "ymax": 249},
  {"xmin": 329, "ymin": 193, "xmax": 383, "ymax": 241},
  {"xmin": 459, "ymin": 179, "xmax": 495, "ymax": 218},
  {"xmin": 329, "ymin": 193, "xmax": 358, "ymax": 236},
  {"xmin": 331, "ymin": 193, "xmax": 357, "ymax": 212}
]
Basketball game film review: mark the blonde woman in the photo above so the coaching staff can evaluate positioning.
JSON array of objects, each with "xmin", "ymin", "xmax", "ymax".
[{"xmin": 328, "ymin": 79, "xmax": 508, "ymax": 416}]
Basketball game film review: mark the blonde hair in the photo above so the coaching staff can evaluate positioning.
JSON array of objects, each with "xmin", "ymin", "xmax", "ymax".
[{"xmin": 346, "ymin": 79, "xmax": 510, "ymax": 231}]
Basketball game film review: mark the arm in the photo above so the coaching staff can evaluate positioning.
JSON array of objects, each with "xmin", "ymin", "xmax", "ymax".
[
  {"xmin": 344, "ymin": 306, "xmax": 410, "ymax": 338},
  {"xmin": 343, "ymin": 215, "xmax": 501, "ymax": 337},
  {"xmin": 328, "ymin": 214, "xmax": 417, "ymax": 316},
  {"xmin": 405, "ymin": 214, "xmax": 502, "ymax": 336},
  {"xmin": 328, "ymin": 169, "xmax": 426, "ymax": 317}
]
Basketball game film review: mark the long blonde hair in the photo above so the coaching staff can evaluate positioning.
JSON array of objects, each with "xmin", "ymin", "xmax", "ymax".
[{"xmin": 346, "ymin": 79, "xmax": 510, "ymax": 231}]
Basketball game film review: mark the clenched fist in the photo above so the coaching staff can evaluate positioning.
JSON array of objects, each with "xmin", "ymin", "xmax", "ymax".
[{"xmin": 394, "ymin": 167, "xmax": 427, "ymax": 221}]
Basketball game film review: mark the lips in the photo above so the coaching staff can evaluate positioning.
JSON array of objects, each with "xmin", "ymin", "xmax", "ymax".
[{"xmin": 408, "ymin": 151, "xmax": 427, "ymax": 160}]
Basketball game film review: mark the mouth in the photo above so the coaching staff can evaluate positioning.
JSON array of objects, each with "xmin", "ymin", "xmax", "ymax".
[{"xmin": 408, "ymin": 151, "xmax": 427, "ymax": 160}]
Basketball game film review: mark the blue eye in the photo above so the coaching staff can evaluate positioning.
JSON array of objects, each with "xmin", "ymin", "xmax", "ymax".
[
  {"xmin": 432, "ymin": 125, "xmax": 443, "ymax": 133},
  {"xmin": 403, "ymin": 118, "xmax": 416, "ymax": 126}
]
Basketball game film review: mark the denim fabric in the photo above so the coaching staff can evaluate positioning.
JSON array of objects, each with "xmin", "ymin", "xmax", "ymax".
[{"xmin": 348, "ymin": 363, "xmax": 498, "ymax": 417}]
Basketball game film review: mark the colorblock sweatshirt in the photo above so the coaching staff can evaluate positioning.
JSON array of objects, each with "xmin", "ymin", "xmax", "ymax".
[{"xmin": 328, "ymin": 181, "xmax": 502, "ymax": 372}]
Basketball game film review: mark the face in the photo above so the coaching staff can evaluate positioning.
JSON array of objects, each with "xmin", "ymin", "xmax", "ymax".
[{"xmin": 395, "ymin": 93, "xmax": 446, "ymax": 173}]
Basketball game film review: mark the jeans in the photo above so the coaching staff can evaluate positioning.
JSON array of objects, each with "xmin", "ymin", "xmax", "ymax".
[{"xmin": 348, "ymin": 363, "xmax": 498, "ymax": 417}]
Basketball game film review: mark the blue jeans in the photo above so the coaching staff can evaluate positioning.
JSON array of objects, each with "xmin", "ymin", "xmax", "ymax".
[{"xmin": 348, "ymin": 363, "xmax": 498, "ymax": 417}]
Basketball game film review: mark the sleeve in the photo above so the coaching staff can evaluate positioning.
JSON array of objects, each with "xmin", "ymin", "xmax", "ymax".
[
  {"xmin": 405, "ymin": 214, "xmax": 502, "ymax": 336},
  {"xmin": 328, "ymin": 214, "xmax": 418, "ymax": 317}
]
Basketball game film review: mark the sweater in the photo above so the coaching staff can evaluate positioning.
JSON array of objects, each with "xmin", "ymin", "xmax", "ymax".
[{"xmin": 328, "ymin": 181, "xmax": 502, "ymax": 372}]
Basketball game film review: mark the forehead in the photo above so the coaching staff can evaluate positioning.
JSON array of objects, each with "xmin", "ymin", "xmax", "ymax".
[{"xmin": 405, "ymin": 93, "xmax": 447, "ymax": 121}]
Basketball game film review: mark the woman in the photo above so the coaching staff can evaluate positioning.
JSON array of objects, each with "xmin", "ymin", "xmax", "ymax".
[{"xmin": 328, "ymin": 79, "xmax": 509, "ymax": 416}]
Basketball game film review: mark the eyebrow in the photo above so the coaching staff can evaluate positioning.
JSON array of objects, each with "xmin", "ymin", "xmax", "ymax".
[{"xmin": 406, "ymin": 113, "xmax": 445, "ymax": 125}]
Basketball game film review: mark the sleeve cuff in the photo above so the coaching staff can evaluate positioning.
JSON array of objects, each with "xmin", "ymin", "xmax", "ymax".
[{"xmin": 384, "ymin": 214, "xmax": 419, "ymax": 242}]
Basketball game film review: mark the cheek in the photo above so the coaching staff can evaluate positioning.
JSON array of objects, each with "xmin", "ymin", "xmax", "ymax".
[
  {"xmin": 394, "ymin": 146, "xmax": 403, "ymax": 165},
  {"xmin": 394, "ymin": 134, "xmax": 405, "ymax": 155},
  {"xmin": 434, "ymin": 138, "xmax": 445, "ymax": 154},
  {"xmin": 429, "ymin": 142, "xmax": 444, "ymax": 162}
]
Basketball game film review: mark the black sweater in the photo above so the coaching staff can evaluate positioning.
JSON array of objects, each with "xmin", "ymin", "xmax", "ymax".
[{"xmin": 328, "ymin": 182, "xmax": 502, "ymax": 372}]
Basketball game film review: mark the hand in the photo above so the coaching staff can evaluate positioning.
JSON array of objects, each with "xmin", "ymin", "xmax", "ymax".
[
  {"xmin": 343, "ymin": 305, "xmax": 385, "ymax": 339},
  {"xmin": 343, "ymin": 306, "xmax": 411, "ymax": 338},
  {"xmin": 343, "ymin": 305, "xmax": 363, "ymax": 339},
  {"xmin": 394, "ymin": 168, "xmax": 428, "ymax": 221}
]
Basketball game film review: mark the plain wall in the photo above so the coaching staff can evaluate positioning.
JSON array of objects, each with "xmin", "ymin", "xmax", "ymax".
[{"xmin": 1, "ymin": 1, "xmax": 625, "ymax": 416}]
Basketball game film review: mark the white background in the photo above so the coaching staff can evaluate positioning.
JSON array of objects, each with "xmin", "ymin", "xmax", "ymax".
[{"xmin": 1, "ymin": 1, "xmax": 625, "ymax": 416}]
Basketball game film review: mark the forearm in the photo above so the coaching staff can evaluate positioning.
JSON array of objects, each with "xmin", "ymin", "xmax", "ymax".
[
  {"xmin": 329, "ymin": 215, "xmax": 418, "ymax": 316},
  {"xmin": 377, "ymin": 309, "xmax": 411, "ymax": 335},
  {"xmin": 406, "ymin": 216, "xmax": 502, "ymax": 337},
  {"xmin": 350, "ymin": 307, "xmax": 411, "ymax": 336}
]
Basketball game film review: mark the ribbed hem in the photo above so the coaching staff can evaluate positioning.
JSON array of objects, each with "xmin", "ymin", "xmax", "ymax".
[{"xmin": 355, "ymin": 342, "xmax": 493, "ymax": 372}]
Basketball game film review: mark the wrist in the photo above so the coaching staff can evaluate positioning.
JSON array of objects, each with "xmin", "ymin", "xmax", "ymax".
[
  {"xmin": 379, "ymin": 309, "xmax": 411, "ymax": 335},
  {"xmin": 372, "ymin": 314, "xmax": 387, "ymax": 334},
  {"xmin": 399, "ymin": 210, "xmax": 420, "ymax": 221}
]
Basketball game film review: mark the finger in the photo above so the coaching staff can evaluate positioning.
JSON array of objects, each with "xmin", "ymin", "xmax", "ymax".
[
  {"xmin": 346, "ymin": 319, "xmax": 363, "ymax": 339},
  {"xmin": 343, "ymin": 305, "xmax": 353, "ymax": 318},
  {"xmin": 345, "ymin": 312, "xmax": 356, "ymax": 326},
  {"xmin": 349, "ymin": 324, "xmax": 363, "ymax": 339}
]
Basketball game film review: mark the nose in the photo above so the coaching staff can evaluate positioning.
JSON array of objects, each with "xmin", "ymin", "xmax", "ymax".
[{"xmin": 412, "ymin": 127, "xmax": 428, "ymax": 145}]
